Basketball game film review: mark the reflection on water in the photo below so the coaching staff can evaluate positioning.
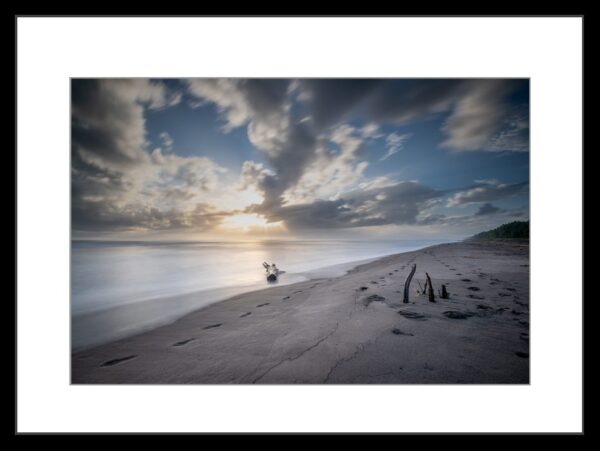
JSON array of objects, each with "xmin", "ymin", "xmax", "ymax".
[{"xmin": 71, "ymin": 239, "xmax": 446, "ymax": 350}]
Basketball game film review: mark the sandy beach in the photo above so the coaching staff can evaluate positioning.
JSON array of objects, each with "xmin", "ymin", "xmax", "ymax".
[{"xmin": 72, "ymin": 240, "xmax": 529, "ymax": 384}]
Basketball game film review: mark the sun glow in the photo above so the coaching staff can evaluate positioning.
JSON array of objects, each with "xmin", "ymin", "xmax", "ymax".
[{"xmin": 221, "ymin": 214, "xmax": 284, "ymax": 232}]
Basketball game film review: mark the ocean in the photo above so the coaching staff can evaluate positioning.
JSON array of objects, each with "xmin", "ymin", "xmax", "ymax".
[{"xmin": 71, "ymin": 239, "xmax": 447, "ymax": 350}]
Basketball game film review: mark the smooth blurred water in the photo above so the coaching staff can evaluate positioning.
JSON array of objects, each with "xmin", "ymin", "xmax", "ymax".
[{"xmin": 71, "ymin": 239, "xmax": 444, "ymax": 350}]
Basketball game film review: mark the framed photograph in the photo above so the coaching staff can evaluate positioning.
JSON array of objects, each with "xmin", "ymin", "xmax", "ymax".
[
  {"xmin": 16, "ymin": 16, "xmax": 583, "ymax": 434},
  {"xmin": 70, "ymin": 77, "xmax": 531, "ymax": 386}
]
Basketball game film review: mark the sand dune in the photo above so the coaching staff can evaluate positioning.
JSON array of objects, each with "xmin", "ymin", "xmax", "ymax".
[{"xmin": 72, "ymin": 240, "xmax": 529, "ymax": 384}]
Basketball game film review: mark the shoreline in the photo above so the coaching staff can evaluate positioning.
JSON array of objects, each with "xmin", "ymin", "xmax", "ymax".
[
  {"xmin": 72, "ymin": 244, "xmax": 441, "ymax": 351},
  {"xmin": 72, "ymin": 240, "xmax": 529, "ymax": 384}
]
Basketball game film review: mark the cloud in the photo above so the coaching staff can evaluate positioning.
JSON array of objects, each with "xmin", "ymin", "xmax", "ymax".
[
  {"xmin": 447, "ymin": 180, "xmax": 529, "ymax": 207},
  {"xmin": 295, "ymin": 79, "xmax": 382, "ymax": 129},
  {"xmin": 414, "ymin": 203, "xmax": 528, "ymax": 233},
  {"xmin": 72, "ymin": 78, "xmax": 529, "ymax": 236},
  {"xmin": 159, "ymin": 132, "xmax": 174, "ymax": 152},
  {"xmin": 367, "ymin": 79, "xmax": 466, "ymax": 123},
  {"xmin": 186, "ymin": 79, "xmax": 321, "ymax": 211},
  {"xmin": 485, "ymin": 108, "xmax": 529, "ymax": 152},
  {"xmin": 187, "ymin": 78, "xmax": 528, "ymax": 213},
  {"xmin": 72, "ymin": 79, "xmax": 231, "ymax": 233},
  {"xmin": 185, "ymin": 79, "xmax": 289, "ymax": 131},
  {"xmin": 282, "ymin": 124, "xmax": 369, "ymax": 205},
  {"xmin": 73, "ymin": 147, "xmax": 229, "ymax": 232},
  {"xmin": 72, "ymin": 79, "xmax": 182, "ymax": 169},
  {"xmin": 440, "ymin": 80, "xmax": 520, "ymax": 151},
  {"xmin": 360, "ymin": 122, "xmax": 383, "ymax": 139},
  {"xmin": 239, "ymin": 161, "xmax": 273, "ymax": 188},
  {"xmin": 380, "ymin": 132, "xmax": 412, "ymax": 161},
  {"xmin": 475, "ymin": 203, "xmax": 501, "ymax": 216},
  {"xmin": 294, "ymin": 79, "xmax": 528, "ymax": 153},
  {"xmin": 254, "ymin": 181, "xmax": 445, "ymax": 230}
]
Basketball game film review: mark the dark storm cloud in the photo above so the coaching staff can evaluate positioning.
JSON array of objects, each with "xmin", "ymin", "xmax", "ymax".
[
  {"xmin": 475, "ymin": 203, "xmax": 501, "ymax": 216},
  {"xmin": 253, "ymin": 121, "xmax": 318, "ymax": 209},
  {"xmin": 72, "ymin": 199, "xmax": 228, "ymax": 232},
  {"xmin": 72, "ymin": 80, "xmax": 145, "ymax": 167},
  {"xmin": 185, "ymin": 79, "xmax": 290, "ymax": 131},
  {"xmin": 440, "ymin": 80, "xmax": 524, "ymax": 150},
  {"xmin": 240, "ymin": 79, "xmax": 290, "ymax": 117},
  {"xmin": 72, "ymin": 79, "xmax": 180, "ymax": 168},
  {"xmin": 297, "ymin": 79, "xmax": 528, "ymax": 151},
  {"xmin": 296, "ymin": 79, "xmax": 382, "ymax": 129},
  {"xmin": 366, "ymin": 79, "xmax": 466, "ymax": 123},
  {"xmin": 250, "ymin": 181, "xmax": 445, "ymax": 230}
]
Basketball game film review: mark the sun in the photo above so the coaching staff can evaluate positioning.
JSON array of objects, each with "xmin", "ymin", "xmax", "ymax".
[{"xmin": 221, "ymin": 214, "xmax": 284, "ymax": 232}]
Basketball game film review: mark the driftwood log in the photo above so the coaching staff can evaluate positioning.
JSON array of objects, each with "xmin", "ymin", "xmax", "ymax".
[
  {"xmin": 262, "ymin": 262, "xmax": 279, "ymax": 282},
  {"xmin": 441, "ymin": 284, "xmax": 449, "ymax": 299},
  {"xmin": 403, "ymin": 264, "xmax": 417, "ymax": 303},
  {"xmin": 425, "ymin": 272, "xmax": 435, "ymax": 302}
]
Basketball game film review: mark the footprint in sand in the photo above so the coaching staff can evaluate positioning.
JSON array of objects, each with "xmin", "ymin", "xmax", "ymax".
[
  {"xmin": 443, "ymin": 311, "xmax": 473, "ymax": 319},
  {"xmin": 392, "ymin": 328, "xmax": 414, "ymax": 336},
  {"xmin": 363, "ymin": 294, "xmax": 386, "ymax": 306},
  {"xmin": 467, "ymin": 286, "xmax": 481, "ymax": 291},
  {"xmin": 358, "ymin": 286, "xmax": 369, "ymax": 291},
  {"xmin": 256, "ymin": 303, "xmax": 270, "ymax": 308},
  {"xmin": 240, "ymin": 312, "xmax": 252, "ymax": 318},
  {"xmin": 282, "ymin": 296, "xmax": 291, "ymax": 300},
  {"xmin": 370, "ymin": 281, "xmax": 378, "ymax": 284},
  {"xmin": 173, "ymin": 338, "xmax": 195, "ymax": 347},
  {"xmin": 203, "ymin": 323, "xmax": 222, "ymax": 330},
  {"xmin": 461, "ymin": 279, "xmax": 472, "ymax": 282},
  {"xmin": 476, "ymin": 304, "xmax": 492, "ymax": 310},
  {"xmin": 398, "ymin": 310, "xmax": 428, "ymax": 320},
  {"xmin": 515, "ymin": 351, "xmax": 529, "ymax": 358},
  {"xmin": 100, "ymin": 355, "xmax": 137, "ymax": 367},
  {"xmin": 520, "ymin": 332, "xmax": 529, "ymax": 341},
  {"xmin": 468, "ymin": 294, "xmax": 485, "ymax": 300}
]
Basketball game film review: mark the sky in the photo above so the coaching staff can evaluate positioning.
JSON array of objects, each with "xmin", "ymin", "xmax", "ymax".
[{"xmin": 71, "ymin": 78, "xmax": 529, "ymax": 241}]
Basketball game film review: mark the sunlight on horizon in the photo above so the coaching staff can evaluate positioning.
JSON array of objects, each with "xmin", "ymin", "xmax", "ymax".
[{"xmin": 220, "ymin": 213, "xmax": 286, "ymax": 233}]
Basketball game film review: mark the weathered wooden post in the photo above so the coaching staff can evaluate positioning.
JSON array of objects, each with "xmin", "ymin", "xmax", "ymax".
[
  {"xmin": 441, "ymin": 284, "xmax": 449, "ymax": 299},
  {"xmin": 403, "ymin": 264, "xmax": 416, "ymax": 303},
  {"xmin": 425, "ymin": 272, "xmax": 435, "ymax": 302}
]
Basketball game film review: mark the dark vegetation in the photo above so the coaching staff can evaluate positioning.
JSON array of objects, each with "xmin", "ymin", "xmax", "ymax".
[{"xmin": 471, "ymin": 221, "xmax": 529, "ymax": 240}]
